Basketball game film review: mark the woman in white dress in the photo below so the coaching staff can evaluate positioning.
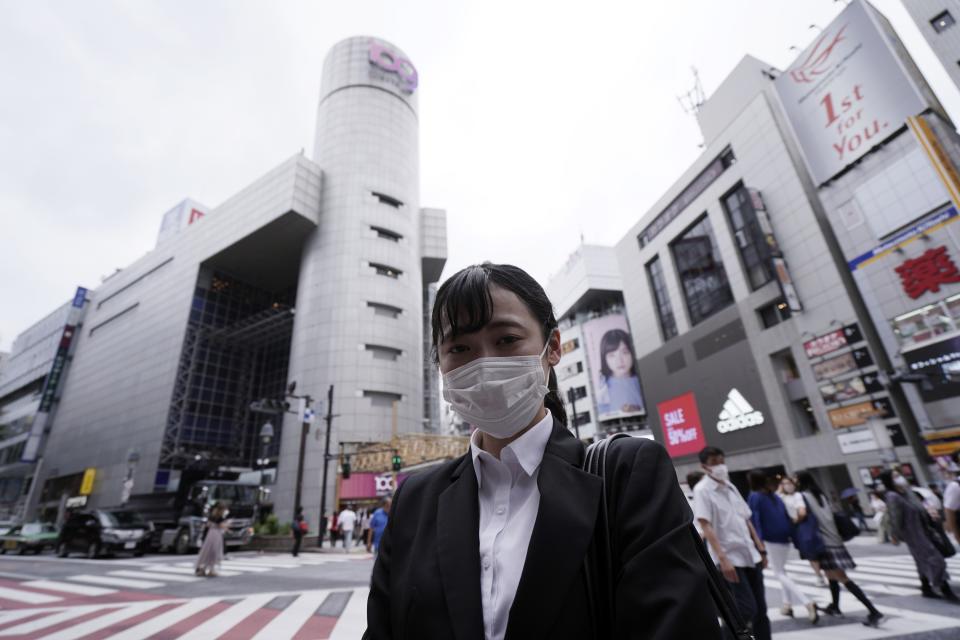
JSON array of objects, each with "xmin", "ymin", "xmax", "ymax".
[{"xmin": 195, "ymin": 502, "xmax": 228, "ymax": 577}]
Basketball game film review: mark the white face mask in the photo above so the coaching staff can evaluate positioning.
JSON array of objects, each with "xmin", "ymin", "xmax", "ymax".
[
  {"xmin": 442, "ymin": 339, "xmax": 551, "ymax": 439},
  {"xmin": 893, "ymin": 475, "xmax": 909, "ymax": 488},
  {"xmin": 707, "ymin": 463, "xmax": 730, "ymax": 484}
]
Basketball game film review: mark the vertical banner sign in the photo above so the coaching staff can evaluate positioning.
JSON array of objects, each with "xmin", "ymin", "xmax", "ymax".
[
  {"xmin": 774, "ymin": 0, "xmax": 926, "ymax": 185},
  {"xmin": 907, "ymin": 115, "xmax": 960, "ymax": 209},
  {"xmin": 748, "ymin": 189, "xmax": 803, "ymax": 312},
  {"xmin": 657, "ymin": 392, "xmax": 706, "ymax": 458}
]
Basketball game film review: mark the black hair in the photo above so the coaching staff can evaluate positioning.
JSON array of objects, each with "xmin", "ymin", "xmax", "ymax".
[
  {"xmin": 698, "ymin": 446, "xmax": 724, "ymax": 465},
  {"xmin": 795, "ymin": 471, "xmax": 825, "ymax": 507},
  {"xmin": 748, "ymin": 470, "xmax": 768, "ymax": 493},
  {"xmin": 431, "ymin": 263, "xmax": 567, "ymax": 426},
  {"xmin": 686, "ymin": 470, "xmax": 705, "ymax": 489},
  {"xmin": 598, "ymin": 328, "xmax": 637, "ymax": 380},
  {"xmin": 877, "ymin": 470, "xmax": 897, "ymax": 494}
]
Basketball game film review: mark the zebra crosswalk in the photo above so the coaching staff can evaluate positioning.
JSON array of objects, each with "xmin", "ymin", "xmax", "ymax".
[
  {"xmin": 0, "ymin": 587, "xmax": 369, "ymax": 639},
  {"xmin": 0, "ymin": 552, "xmax": 371, "ymax": 605}
]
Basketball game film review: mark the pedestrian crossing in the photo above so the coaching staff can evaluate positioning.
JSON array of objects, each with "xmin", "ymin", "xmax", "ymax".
[
  {"xmin": 0, "ymin": 552, "xmax": 371, "ymax": 605},
  {"xmin": 0, "ymin": 587, "xmax": 369, "ymax": 639}
]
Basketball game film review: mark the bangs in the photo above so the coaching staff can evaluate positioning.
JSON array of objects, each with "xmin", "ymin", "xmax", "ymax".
[{"xmin": 431, "ymin": 265, "xmax": 494, "ymax": 351}]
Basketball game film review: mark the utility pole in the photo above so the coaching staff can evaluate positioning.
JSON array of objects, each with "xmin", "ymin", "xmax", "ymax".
[
  {"xmin": 567, "ymin": 387, "xmax": 581, "ymax": 440},
  {"xmin": 318, "ymin": 384, "xmax": 334, "ymax": 547},
  {"xmin": 293, "ymin": 394, "xmax": 313, "ymax": 514}
]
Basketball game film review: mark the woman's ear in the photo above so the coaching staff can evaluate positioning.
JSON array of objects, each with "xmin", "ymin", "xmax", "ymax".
[{"xmin": 547, "ymin": 329, "xmax": 562, "ymax": 366}]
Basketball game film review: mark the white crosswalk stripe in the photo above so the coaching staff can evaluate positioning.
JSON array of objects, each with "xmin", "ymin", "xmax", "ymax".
[
  {"xmin": 102, "ymin": 597, "xmax": 221, "ymax": 640},
  {"xmin": 67, "ymin": 574, "xmax": 167, "ymax": 589},
  {"xmin": 107, "ymin": 569, "xmax": 201, "ymax": 583},
  {"xmin": 250, "ymin": 590, "xmax": 331, "ymax": 639},
  {"xmin": 22, "ymin": 580, "xmax": 116, "ymax": 597},
  {"xmin": 0, "ymin": 585, "xmax": 62, "ymax": 604},
  {"xmin": 175, "ymin": 592, "xmax": 276, "ymax": 640},
  {"xmin": 0, "ymin": 604, "xmax": 106, "ymax": 636},
  {"xmin": 40, "ymin": 600, "xmax": 169, "ymax": 640}
]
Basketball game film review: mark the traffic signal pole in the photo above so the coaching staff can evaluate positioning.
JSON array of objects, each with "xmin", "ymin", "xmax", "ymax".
[
  {"xmin": 293, "ymin": 395, "xmax": 312, "ymax": 514},
  {"xmin": 318, "ymin": 384, "xmax": 334, "ymax": 547}
]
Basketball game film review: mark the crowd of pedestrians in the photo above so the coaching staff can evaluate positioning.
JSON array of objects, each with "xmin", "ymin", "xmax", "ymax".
[{"xmin": 687, "ymin": 448, "xmax": 960, "ymax": 636}]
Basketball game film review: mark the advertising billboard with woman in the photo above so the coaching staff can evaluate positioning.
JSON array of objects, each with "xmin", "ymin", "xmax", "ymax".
[{"xmin": 582, "ymin": 314, "xmax": 646, "ymax": 421}]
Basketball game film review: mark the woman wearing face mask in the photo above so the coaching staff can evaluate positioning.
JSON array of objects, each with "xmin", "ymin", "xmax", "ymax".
[
  {"xmin": 878, "ymin": 470, "xmax": 958, "ymax": 602},
  {"xmin": 364, "ymin": 263, "xmax": 720, "ymax": 640},
  {"xmin": 778, "ymin": 476, "xmax": 827, "ymax": 587},
  {"xmin": 795, "ymin": 472, "xmax": 884, "ymax": 627}
]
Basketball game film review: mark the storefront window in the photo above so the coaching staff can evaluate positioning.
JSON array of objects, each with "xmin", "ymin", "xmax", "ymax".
[{"xmin": 892, "ymin": 292, "xmax": 960, "ymax": 348}]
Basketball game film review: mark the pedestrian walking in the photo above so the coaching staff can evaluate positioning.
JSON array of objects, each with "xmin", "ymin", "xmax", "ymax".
[
  {"xmin": 869, "ymin": 491, "xmax": 890, "ymax": 543},
  {"xmin": 944, "ymin": 462, "xmax": 960, "ymax": 547},
  {"xmin": 747, "ymin": 470, "xmax": 817, "ymax": 623},
  {"xmin": 292, "ymin": 506, "xmax": 306, "ymax": 557},
  {"xmin": 878, "ymin": 470, "xmax": 958, "ymax": 602},
  {"xmin": 369, "ymin": 497, "xmax": 390, "ymax": 556},
  {"xmin": 695, "ymin": 448, "xmax": 770, "ymax": 640},
  {"xmin": 359, "ymin": 509, "xmax": 371, "ymax": 549},
  {"xmin": 338, "ymin": 504, "xmax": 357, "ymax": 552},
  {"xmin": 779, "ymin": 475, "xmax": 827, "ymax": 586},
  {"xmin": 795, "ymin": 471, "xmax": 884, "ymax": 627},
  {"xmin": 364, "ymin": 263, "xmax": 720, "ymax": 639},
  {"xmin": 195, "ymin": 501, "xmax": 227, "ymax": 577}
]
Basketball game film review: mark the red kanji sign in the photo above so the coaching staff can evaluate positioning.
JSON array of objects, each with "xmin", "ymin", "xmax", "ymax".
[{"xmin": 894, "ymin": 245, "xmax": 960, "ymax": 299}]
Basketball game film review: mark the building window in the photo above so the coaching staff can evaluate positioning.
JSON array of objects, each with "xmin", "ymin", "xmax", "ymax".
[
  {"xmin": 363, "ymin": 390, "xmax": 402, "ymax": 407},
  {"xmin": 368, "ymin": 301, "xmax": 402, "ymax": 318},
  {"xmin": 372, "ymin": 191, "xmax": 404, "ymax": 208},
  {"xmin": 932, "ymin": 10, "xmax": 955, "ymax": 33},
  {"xmin": 572, "ymin": 411, "xmax": 591, "ymax": 427},
  {"xmin": 722, "ymin": 183, "xmax": 774, "ymax": 290},
  {"xmin": 370, "ymin": 262, "xmax": 402, "ymax": 278},
  {"xmin": 558, "ymin": 361, "xmax": 584, "ymax": 380},
  {"xmin": 568, "ymin": 385, "xmax": 588, "ymax": 401},
  {"xmin": 371, "ymin": 225, "xmax": 402, "ymax": 242},
  {"xmin": 365, "ymin": 344, "xmax": 403, "ymax": 361},
  {"xmin": 561, "ymin": 338, "xmax": 580, "ymax": 354},
  {"xmin": 758, "ymin": 298, "xmax": 792, "ymax": 329},
  {"xmin": 646, "ymin": 256, "xmax": 678, "ymax": 340},
  {"xmin": 670, "ymin": 215, "xmax": 734, "ymax": 326}
]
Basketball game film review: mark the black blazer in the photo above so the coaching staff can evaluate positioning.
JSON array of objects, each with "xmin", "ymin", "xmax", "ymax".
[{"xmin": 364, "ymin": 419, "xmax": 721, "ymax": 639}]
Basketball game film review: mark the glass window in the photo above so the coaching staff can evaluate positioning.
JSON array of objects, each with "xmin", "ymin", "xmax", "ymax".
[
  {"xmin": 722, "ymin": 184, "xmax": 774, "ymax": 290},
  {"xmin": 932, "ymin": 10, "xmax": 955, "ymax": 33},
  {"xmin": 646, "ymin": 256, "xmax": 678, "ymax": 340},
  {"xmin": 891, "ymin": 294, "xmax": 960, "ymax": 348},
  {"xmin": 98, "ymin": 511, "xmax": 146, "ymax": 528},
  {"xmin": 670, "ymin": 216, "xmax": 734, "ymax": 326},
  {"xmin": 758, "ymin": 299, "xmax": 792, "ymax": 329}
]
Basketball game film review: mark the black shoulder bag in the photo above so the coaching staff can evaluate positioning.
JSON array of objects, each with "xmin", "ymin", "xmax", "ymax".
[{"xmin": 582, "ymin": 433, "xmax": 754, "ymax": 640}]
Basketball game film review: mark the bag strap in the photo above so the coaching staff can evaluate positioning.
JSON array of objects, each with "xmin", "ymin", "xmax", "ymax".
[{"xmin": 582, "ymin": 434, "xmax": 754, "ymax": 640}]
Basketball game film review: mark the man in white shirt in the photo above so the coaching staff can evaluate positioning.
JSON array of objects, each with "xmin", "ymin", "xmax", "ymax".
[
  {"xmin": 338, "ymin": 505, "xmax": 358, "ymax": 553},
  {"xmin": 944, "ymin": 455, "xmax": 960, "ymax": 547},
  {"xmin": 694, "ymin": 446, "xmax": 769, "ymax": 640}
]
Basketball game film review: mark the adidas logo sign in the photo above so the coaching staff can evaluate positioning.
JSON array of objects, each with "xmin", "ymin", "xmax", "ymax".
[{"xmin": 716, "ymin": 388, "xmax": 764, "ymax": 433}]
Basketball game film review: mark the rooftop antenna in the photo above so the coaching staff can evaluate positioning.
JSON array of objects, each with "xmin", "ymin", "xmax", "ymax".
[{"xmin": 676, "ymin": 66, "xmax": 705, "ymax": 116}]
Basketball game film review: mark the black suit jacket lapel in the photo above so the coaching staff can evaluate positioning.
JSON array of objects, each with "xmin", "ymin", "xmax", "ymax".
[
  {"xmin": 505, "ymin": 419, "xmax": 603, "ymax": 640},
  {"xmin": 437, "ymin": 454, "xmax": 485, "ymax": 640}
]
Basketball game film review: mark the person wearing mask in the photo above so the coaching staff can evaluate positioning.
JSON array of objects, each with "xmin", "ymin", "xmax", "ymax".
[
  {"xmin": 778, "ymin": 475, "xmax": 826, "ymax": 586},
  {"xmin": 364, "ymin": 263, "xmax": 720, "ymax": 639},
  {"xmin": 795, "ymin": 471, "xmax": 883, "ymax": 626},
  {"xmin": 878, "ymin": 469, "xmax": 957, "ymax": 602},
  {"xmin": 695, "ymin": 448, "xmax": 769, "ymax": 640},
  {"xmin": 747, "ymin": 471, "xmax": 817, "ymax": 623},
  {"xmin": 369, "ymin": 497, "xmax": 391, "ymax": 556},
  {"xmin": 292, "ymin": 506, "xmax": 305, "ymax": 557},
  {"xmin": 338, "ymin": 504, "xmax": 357, "ymax": 553}
]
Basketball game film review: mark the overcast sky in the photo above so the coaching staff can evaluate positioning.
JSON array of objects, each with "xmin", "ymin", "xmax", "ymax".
[{"xmin": 2, "ymin": 0, "xmax": 960, "ymax": 351}]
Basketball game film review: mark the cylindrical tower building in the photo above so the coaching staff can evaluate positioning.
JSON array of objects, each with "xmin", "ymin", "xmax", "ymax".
[{"xmin": 276, "ymin": 37, "xmax": 429, "ymax": 521}]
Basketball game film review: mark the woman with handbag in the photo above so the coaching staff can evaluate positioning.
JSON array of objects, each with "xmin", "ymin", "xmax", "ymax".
[
  {"xmin": 795, "ymin": 472, "xmax": 884, "ymax": 627},
  {"xmin": 878, "ymin": 470, "xmax": 958, "ymax": 602},
  {"xmin": 364, "ymin": 263, "xmax": 722, "ymax": 639},
  {"xmin": 195, "ymin": 501, "xmax": 228, "ymax": 577}
]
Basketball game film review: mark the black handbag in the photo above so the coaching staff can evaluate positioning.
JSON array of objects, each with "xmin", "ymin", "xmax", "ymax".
[
  {"xmin": 582, "ymin": 434, "xmax": 754, "ymax": 640},
  {"xmin": 833, "ymin": 511, "xmax": 860, "ymax": 542},
  {"xmin": 924, "ymin": 514, "xmax": 957, "ymax": 558}
]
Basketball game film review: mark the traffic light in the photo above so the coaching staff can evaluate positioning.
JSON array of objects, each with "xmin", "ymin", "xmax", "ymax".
[
  {"xmin": 249, "ymin": 398, "xmax": 290, "ymax": 414},
  {"xmin": 392, "ymin": 453, "xmax": 402, "ymax": 472},
  {"xmin": 342, "ymin": 455, "xmax": 351, "ymax": 479}
]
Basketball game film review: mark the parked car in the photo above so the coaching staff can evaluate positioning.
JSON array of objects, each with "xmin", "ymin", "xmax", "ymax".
[
  {"xmin": 56, "ymin": 509, "xmax": 150, "ymax": 558},
  {"xmin": 0, "ymin": 523, "xmax": 58, "ymax": 554},
  {"xmin": 0, "ymin": 520, "xmax": 17, "ymax": 536}
]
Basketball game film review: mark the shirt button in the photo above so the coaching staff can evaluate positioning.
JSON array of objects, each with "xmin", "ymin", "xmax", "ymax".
[
  {"xmin": 483, "ymin": 558, "xmax": 491, "ymax": 570},
  {"xmin": 495, "ymin": 506, "xmax": 505, "ymax": 516}
]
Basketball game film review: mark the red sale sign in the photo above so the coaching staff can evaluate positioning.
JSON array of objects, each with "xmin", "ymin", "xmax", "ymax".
[{"xmin": 657, "ymin": 392, "xmax": 706, "ymax": 458}]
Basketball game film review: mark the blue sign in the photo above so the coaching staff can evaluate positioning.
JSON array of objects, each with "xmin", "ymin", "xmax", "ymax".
[
  {"xmin": 72, "ymin": 287, "xmax": 88, "ymax": 308},
  {"xmin": 848, "ymin": 206, "xmax": 959, "ymax": 271}
]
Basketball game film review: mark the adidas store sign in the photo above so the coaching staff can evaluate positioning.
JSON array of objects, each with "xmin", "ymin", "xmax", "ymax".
[{"xmin": 716, "ymin": 389, "xmax": 765, "ymax": 434}]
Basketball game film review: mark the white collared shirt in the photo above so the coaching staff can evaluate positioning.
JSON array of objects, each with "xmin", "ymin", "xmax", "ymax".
[
  {"xmin": 470, "ymin": 410, "xmax": 553, "ymax": 640},
  {"xmin": 692, "ymin": 475, "xmax": 760, "ymax": 568}
]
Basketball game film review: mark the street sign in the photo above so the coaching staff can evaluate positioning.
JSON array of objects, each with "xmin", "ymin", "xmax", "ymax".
[{"xmin": 79, "ymin": 468, "xmax": 96, "ymax": 495}]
